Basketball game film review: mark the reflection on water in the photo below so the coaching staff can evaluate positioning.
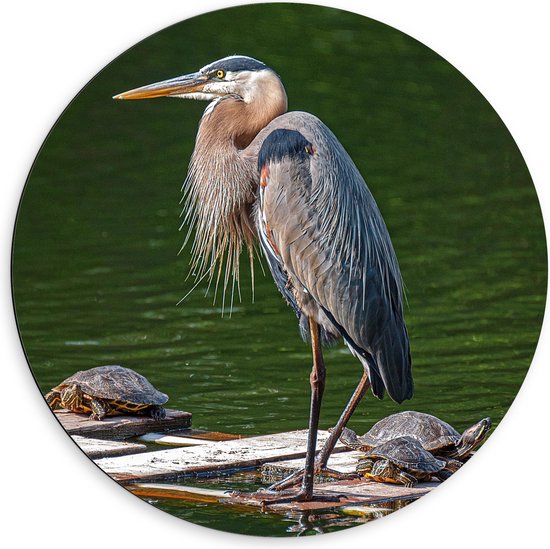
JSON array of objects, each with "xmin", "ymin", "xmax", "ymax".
[
  {"xmin": 136, "ymin": 472, "xmax": 414, "ymax": 536},
  {"xmin": 12, "ymin": 3, "xmax": 545, "ymax": 537}
]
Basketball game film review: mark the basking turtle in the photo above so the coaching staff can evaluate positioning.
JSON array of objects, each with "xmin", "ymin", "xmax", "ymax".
[
  {"xmin": 340, "ymin": 411, "xmax": 491, "ymax": 461},
  {"xmin": 356, "ymin": 436, "xmax": 449, "ymax": 487},
  {"xmin": 45, "ymin": 365, "xmax": 168, "ymax": 421}
]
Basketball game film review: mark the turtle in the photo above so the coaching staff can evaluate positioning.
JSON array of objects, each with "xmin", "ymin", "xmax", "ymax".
[
  {"xmin": 339, "ymin": 411, "xmax": 491, "ymax": 462},
  {"xmin": 356, "ymin": 436, "xmax": 450, "ymax": 487},
  {"xmin": 45, "ymin": 365, "xmax": 168, "ymax": 421}
]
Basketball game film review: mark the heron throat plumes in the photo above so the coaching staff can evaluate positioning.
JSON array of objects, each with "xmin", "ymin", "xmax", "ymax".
[{"xmin": 180, "ymin": 86, "xmax": 287, "ymax": 308}]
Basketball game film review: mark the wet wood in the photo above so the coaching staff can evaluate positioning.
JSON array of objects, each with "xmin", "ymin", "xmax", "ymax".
[
  {"xmin": 127, "ymin": 478, "xmax": 437, "ymax": 512},
  {"xmin": 95, "ymin": 429, "xmax": 347, "ymax": 483},
  {"xmin": 138, "ymin": 429, "xmax": 242, "ymax": 445},
  {"xmin": 72, "ymin": 435, "xmax": 146, "ymax": 459},
  {"xmin": 128, "ymin": 483, "xmax": 231, "ymax": 504},
  {"xmin": 340, "ymin": 504, "xmax": 394, "ymax": 517},
  {"xmin": 167, "ymin": 429, "xmax": 243, "ymax": 442},
  {"xmin": 54, "ymin": 409, "xmax": 192, "ymax": 440},
  {"xmin": 194, "ymin": 431, "xmax": 243, "ymax": 442},
  {"xmin": 139, "ymin": 433, "xmax": 214, "ymax": 446},
  {"xmin": 228, "ymin": 478, "xmax": 437, "ymax": 511}
]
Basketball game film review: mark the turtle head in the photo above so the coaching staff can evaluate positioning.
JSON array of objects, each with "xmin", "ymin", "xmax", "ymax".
[
  {"xmin": 60, "ymin": 383, "xmax": 84, "ymax": 410},
  {"xmin": 337, "ymin": 427, "xmax": 361, "ymax": 449},
  {"xmin": 457, "ymin": 417, "xmax": 492, "ymax": 458}
]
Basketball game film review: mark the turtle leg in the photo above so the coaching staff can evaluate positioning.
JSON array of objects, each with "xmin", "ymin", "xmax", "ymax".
[
  {"xmin": 395, "ymin": 470, "xmax": 418, "ymax": 488},
  {"xmin": 148, "ymin": 406, "xmax": 166, "ymax": 421},
  {"xmin": 45, "ymin": 390, "xmax": 61, "ymax": 410},
  {"xmin": 266, "ymin": 371, "xmax": 370, "ymax": 491},
  {"xmin": 89, "ymin": 398, "xmax": 110, "ymax": 421},
  {"xmin": 434, "ymin": 469, "xmax": 453, "ymax": 482},
  {"xmin": 442, "ymin": 458, "xmax": 462, "ymax": 474}
]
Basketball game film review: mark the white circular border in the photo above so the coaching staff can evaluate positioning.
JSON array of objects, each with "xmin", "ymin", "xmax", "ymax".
[{"xmin": 4, "ymin": 2, "xmax": 548, "ymax": 547}]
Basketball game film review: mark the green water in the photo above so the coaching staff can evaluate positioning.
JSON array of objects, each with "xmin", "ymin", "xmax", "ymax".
[{"xmin": 11, "ymin": 4, "xmax": 545, "ymax": 537}]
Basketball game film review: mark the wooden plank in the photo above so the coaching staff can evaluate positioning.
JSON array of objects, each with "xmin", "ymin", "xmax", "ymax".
[
  {"xmin": 184, "ymin": 431, "xmax": 243, "ymax": 442},
  {"xmin": 127, "ymin": 478, "xmax": 437, "ymax": 512},
  {"xmin": 167, "ymin": 429, "xmax": 243, "ymax": 442},
  {"xmin": 53, "ymin": 409, "xmax": 192, "ymax": 440},
  {"xmin": 96, "ymin": 429, "xmax": 347, "ymax": 483},
  {"xmin": 139, "ymin": 433, "xmax": 214, "ymax": 446},
  {"xmin": 128, "ymin": 483, "xmax": 230, "ymax": 504},
  {"xmin": 340, "ymin": 505, "xmax": 394, "ymax": 518},
  {"xmin": 72, "ymin": 435, "xmax": 146, "ymax": 459}
]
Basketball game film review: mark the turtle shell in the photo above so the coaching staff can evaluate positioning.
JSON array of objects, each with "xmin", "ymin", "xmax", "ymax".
[
  {"xmin": 360, "ymin": 411, "xmax": 460, "ymax": 453},
  {"xmin": 366, "ymin": 436, "xmax": 446, "ymax": 474},
  {"xmin": 54, "ymin": 365, "xmax": 168, "ymax": 405}
]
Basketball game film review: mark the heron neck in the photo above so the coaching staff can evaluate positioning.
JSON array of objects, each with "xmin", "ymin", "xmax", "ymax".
[
  {"xmin": 200, "ymin": 91, "xmax": 287, "ymax": 150},
  {"xmin": 181, "ymin": 90, "xmax": 287, "ymax": 304}
]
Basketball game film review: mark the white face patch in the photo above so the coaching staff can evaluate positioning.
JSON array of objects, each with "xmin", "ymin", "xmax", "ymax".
[
  {"xmin": 177, "ymin": 64, "xmax": 280, "ymax": 114},
  {"xmin": 202, "ymin": 80, "xmax": 237, "ymax": 96},
  {"xmin": 235, "ymin": 70, "xmax": 271, "ymax": 103}
]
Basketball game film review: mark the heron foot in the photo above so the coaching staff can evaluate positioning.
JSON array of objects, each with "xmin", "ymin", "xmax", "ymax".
[
  {"xmin": 231, "ymin": 488, "xmax": 343, "ymax": 511},
  {"xmin": 266, "ymin": 467, "xmax": 358, "ymax": 492}
]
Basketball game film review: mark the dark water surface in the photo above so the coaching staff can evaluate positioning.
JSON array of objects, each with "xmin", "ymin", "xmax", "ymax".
[{"xmin": 11, "ymin": 4, "xmax": 545, "ymax": 537}]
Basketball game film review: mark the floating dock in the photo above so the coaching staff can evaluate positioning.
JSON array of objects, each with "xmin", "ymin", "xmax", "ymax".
[
  {"xmin": 55, "ymin": 409, "xmax": 441, "ymax": 513},
  {"xmin": 54, "ymin": 409, "xmax": 191, "ymax": 439},
  {"xmin": 95, "ymin": 428, "xmax": 348, "ymax": 482}
]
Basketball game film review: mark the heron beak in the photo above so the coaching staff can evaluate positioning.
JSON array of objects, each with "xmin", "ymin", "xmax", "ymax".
[{"xmin": 113, "ymin": 72, "xmax": 209, "ymax": 100}]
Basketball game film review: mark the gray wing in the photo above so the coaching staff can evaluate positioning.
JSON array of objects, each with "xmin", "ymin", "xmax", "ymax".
[{"xmin": 255, "ymin": 113, "xmax": 412, "ymax": 403}]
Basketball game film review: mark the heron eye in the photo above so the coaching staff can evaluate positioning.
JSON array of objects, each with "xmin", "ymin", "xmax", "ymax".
[{"xmin": 216, "ymin": 70, "xmax": 226, "ymax": 79}]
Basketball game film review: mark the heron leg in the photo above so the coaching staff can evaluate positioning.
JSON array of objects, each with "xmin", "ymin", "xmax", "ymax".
[
  {"xmin": 266, "ymin": 370, "xmax": 370, "ymax": 491},
  {"xmin": 300, "ymin": 317, "xmax": 326, "ymax": 499},
  {"xmin": 316, "ymin": 370, "xmax": 371, "ymax": 467},
  {"xmin": 261, "ymin": 318, "xmax": 326, "ymax": 504}
]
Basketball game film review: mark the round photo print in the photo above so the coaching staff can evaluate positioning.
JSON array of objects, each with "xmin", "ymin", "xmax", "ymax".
[{"xmin": 12, "ymin": 2, "xmax": 545, "ymax": 538}]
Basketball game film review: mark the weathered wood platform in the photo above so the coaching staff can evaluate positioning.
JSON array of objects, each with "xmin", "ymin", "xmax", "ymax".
[
  {"xmin": 54, "ymin": 409, "xmax": 191, "ymax": 439},
  {"xmin": 95, "ymin": 430, "xmax": 347, "ymax": 483},
  {"xmin": 72, "ymin": 435, "xmax": 146, "ymax": 459},
  {"xmin": 120, "ymin": 442, "xmax": 440, "ymax": 512},
  {"xmin": 51, "ymin": 411, "xmax": 443, "ymax": 513}
]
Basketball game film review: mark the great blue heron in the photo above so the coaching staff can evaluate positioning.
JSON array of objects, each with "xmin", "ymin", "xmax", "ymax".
[{"xmin": 114, "ymin": 55, "xmax": 413, "ymax": 503}]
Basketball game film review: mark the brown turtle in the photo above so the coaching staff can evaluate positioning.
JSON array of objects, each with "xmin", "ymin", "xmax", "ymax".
[
  {"xmin": 339, "ymin": 411, "xmax": 491, "ymax": 462},
  {"xmin": 45, "ymin": 365, "xmax": 168, "ymax": 420},
  {"xmin": 356, "ymin": 436, "xmax": 450, "ymax": 487}
]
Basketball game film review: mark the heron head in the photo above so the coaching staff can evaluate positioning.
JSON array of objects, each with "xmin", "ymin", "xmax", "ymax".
[{"xmin": 113, "ymin": 55, "xmax": 286, "ymax": 106}]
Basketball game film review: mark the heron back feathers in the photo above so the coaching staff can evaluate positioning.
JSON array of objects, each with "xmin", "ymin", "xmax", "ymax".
[{"xmin": 256, "ymin": 115, "xmax": 413, "ymax": 403}]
